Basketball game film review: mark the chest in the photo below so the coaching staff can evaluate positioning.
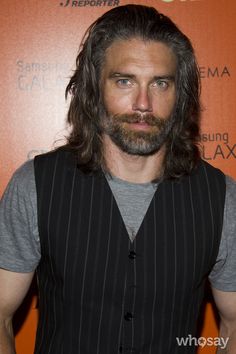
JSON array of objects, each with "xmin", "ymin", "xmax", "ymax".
[{"xmin": 37, "ymin": 169, "xmax": 223, "ymax": 304}]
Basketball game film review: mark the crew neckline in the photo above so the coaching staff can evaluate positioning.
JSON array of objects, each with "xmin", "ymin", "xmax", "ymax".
[{"xmin": 105, "ymin": 172, "xmax": 160, "ymax": 188}]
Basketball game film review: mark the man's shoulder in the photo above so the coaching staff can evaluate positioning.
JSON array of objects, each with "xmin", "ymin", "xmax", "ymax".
[
  {"xmin": 35, "ymin": 147, "xmax": 72, "ymax": 160},
  {"xmin": 225, "ymin": 174, "xmax": 236, "ymax": 193},
  {"xmin": 7, "ymin": 159, "xmax": 35, "ymax": 195},
  {"xmin": 1, "ymin": 159, "xmax": 36, "ymax": 222},
  {"xmin": 188, "ymin": 159, "xmax": 226, "ymax": 187},
  {"xmin": 34, "ymin": 148, "xmax": 76, "ymax": 165},
  {"xmin": 225, "ymin": 175, "xmax": 236, "ymax": 212},
  {"xmin": 199, "ymin": 159, "xmax": 225, "ymax": 177}
]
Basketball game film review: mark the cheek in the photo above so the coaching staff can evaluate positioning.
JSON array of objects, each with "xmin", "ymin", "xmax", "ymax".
[
  {"xmin": 104, "ymin": 91, "xmax": 133, "ymax": 115},
  {"xmin": 153, "ymin": 94, "xmax": 176, "ymax": 117}
]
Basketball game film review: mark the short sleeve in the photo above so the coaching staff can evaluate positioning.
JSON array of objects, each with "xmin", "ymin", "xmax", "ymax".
[
  {"xmin": 0, "ymin": 160, "xmax": 41, "ymax": 272},
  {"xmin": 208, "ymin": 175, "xmax": 236, "ymax": 291}
]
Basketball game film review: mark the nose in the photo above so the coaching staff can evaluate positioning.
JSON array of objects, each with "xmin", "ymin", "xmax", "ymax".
[{"xmin": 132, "ymin": 87, "xmax": 153, "ymax": 113}]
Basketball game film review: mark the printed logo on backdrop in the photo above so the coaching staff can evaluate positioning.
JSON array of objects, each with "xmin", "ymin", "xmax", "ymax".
[
  {"xmin": 200, "ymin": 132, "xmax": 236, "ymax": 161},
  {"xmin": 59, "ymin": 0, "xmax": 201, "ymax": 7},
  {"xmin": 199, "ymin": 66, "xmax": 230, "ymax": 79},
  {"xmin": 199, "ymin": 66, "xmax": 233, "ymax": 161},
  {"xmin": 16, "ymin": 60, "xmax": 70, "ymax": 92},
  {"xmin": 60, "ymin": 0, "xmax": 120, "ymax": 7}
]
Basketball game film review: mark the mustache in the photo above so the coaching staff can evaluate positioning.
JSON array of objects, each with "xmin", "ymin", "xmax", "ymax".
[{"xmin": 112, "ymin": 113, "xmax": 165, "ymax": 127}]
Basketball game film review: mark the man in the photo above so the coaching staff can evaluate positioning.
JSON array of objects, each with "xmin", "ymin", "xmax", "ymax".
[{"xmin": 0, "ymin": 4, "xmax": 236, "ymax": 354}]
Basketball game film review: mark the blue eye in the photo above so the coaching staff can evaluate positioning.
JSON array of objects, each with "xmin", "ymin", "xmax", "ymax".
[
  {"xmin": 154, "ymin": 80, "xmax": 169, "ymax": 90},
  {"xmin": 116, "ymin": 79, "xmax": 132, "ymax": 87}
]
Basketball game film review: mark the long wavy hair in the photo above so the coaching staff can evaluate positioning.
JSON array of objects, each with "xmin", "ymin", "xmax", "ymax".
[{"xmin": 64, "ymin": 4, "xmax": 201, "ymax": 179}]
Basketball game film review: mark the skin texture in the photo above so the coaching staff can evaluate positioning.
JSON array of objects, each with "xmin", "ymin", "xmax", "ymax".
[
  {"xmin": 101, "ymin": 38, "xmax": 177, "ymax": 183},
  {"xmin": 0, "ymin": 269, "xmax": 34, "ymax": 354},
  {"xmin": 101, "ymin": 39, "xmax": 176, "ymax": 124},
  {"xmin": 212, "ymin": 288, "xmax": 236, "ymax": 353}
]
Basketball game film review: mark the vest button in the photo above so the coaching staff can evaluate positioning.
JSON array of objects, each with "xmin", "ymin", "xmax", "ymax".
[
  {"xmin": 128, "ymin": 251, "xmax": 136, "ymax": 259},
  {"xmin": 124, "ymin": 312, "xmax": 133, "ymax": 321}
]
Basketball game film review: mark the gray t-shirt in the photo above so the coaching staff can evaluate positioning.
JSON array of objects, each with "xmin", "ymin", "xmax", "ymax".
[
  {"xmin": 107, "ymin": 173, "xmax": 160, "ymax": 242},
  {"xmin": 0, "ymin": 160, "xmax": 236, "ymax": 291}
]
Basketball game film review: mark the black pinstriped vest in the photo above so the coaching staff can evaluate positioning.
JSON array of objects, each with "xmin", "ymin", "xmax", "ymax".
[{"xmin": 34, "ymin": 150, "xmax": 225, "ymax": 354}]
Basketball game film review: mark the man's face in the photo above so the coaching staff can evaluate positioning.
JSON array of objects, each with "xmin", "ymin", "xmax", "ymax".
[{"xmin": 100, "ymin": 38, "xmax": 177, "ymax": 155}]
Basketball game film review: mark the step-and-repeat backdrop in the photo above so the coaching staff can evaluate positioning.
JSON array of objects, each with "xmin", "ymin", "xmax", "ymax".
[{"xmin": 1, "ymin": 0, "xmax": 235, "ymax": 353}]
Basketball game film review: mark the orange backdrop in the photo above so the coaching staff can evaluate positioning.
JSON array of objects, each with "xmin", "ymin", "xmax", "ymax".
[{"xmin": 0, "ymin": 0, "xmax": 236, "ymax": 353}]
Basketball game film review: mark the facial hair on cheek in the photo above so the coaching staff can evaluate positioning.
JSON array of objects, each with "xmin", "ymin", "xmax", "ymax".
[{"xmin": 102, "ymin": 112, "xmax": 174, "ymax": 156}]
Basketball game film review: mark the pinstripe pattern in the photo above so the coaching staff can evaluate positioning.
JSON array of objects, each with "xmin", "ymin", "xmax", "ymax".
[
  {"xmin": 34, "ymin": 151, "xmax": 226, "ymax": 354},
  {"xmin": 185, "ymin": 175, "xmax": 197, "ymax": 335},
  {"xmin": 203, "ymin": 163, "xmax": 215, "ymax": 266},
  {"xmin": 117, "ymin": 265, "xmax": 128, "ymax": 353},
  {"xmin": 67, "ymin": 175, "xmax": 85, "ymax": 352},
  {"xmin": 140, "ymin": 222, "xmax": 147, "ymax": 350},
  {"xmin": 148, "ymin": 197, "xmax": 157, "ymax": 354},
  {"xmin": 62, "ymin": 165, "xmax": 76, "ymax": 299},
  {"xmin": 77, "ymin": 176, "xmax": 95, "ymax": 353},
  {"xmin": 86, "ymin": 178, "xmax": 105, "ymax": 352},
  {"xmin": 46, "ymin": 156, "xmax": 58, "ymax": 354},
  {"xmin": 175, "ymin": 182, "xmax": 189, "ymax": 341},
  {"xmin": 36, "ymin": 152, "xmax": 59, "ymax": 353},
  {"xmin": 167, "ymin": 182, "xmax": 177, "ymax": 351},
  {"xmin": 157, "ymin": 184, "xmax": 168, "ymax": 352},
  {"xmin": 96, "ymin": 197, "xmax": 114, "ymax": 354},
  {"xmin": 131, "ymin": 242, "xmax": 137, "ymax": 349}
]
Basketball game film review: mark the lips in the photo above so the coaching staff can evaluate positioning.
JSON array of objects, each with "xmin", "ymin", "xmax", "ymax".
[
  {"xmin": 121, "ymin": 115, "xmax": 159, "ymax": 127},
  {"xmin": 125, "ymin": 121, "xmax": 156, "ymax": 131}
]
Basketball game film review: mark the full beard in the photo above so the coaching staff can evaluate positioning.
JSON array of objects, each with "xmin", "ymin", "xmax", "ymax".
[{"xmin": 101, "ymin": 112, "xmax": 174, "ymax": 156}]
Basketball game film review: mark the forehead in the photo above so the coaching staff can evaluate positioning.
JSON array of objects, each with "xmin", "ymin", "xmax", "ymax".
[{"xmin": 102, "ymin": 38, "xmax": 177, "ymax": 76}]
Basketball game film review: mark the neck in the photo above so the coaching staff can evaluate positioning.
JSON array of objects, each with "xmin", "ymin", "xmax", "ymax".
[{"xmin": 102, "ymin": 136, "xmax": 165, "ymax": 183}]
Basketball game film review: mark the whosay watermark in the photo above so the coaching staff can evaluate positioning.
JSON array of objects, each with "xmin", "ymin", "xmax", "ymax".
[{"xmin": 176, "ymin": 335, "xmax": 229, "ymax": 349}]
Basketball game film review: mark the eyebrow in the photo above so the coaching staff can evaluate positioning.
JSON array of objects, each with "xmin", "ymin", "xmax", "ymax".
[
  {"xmin": 109, "ymin": 72, "xmax": 135, "ymax": 79},
  {"xmin": 109, "ymin": 72, "xmax": 175, "ymax": 81}
]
